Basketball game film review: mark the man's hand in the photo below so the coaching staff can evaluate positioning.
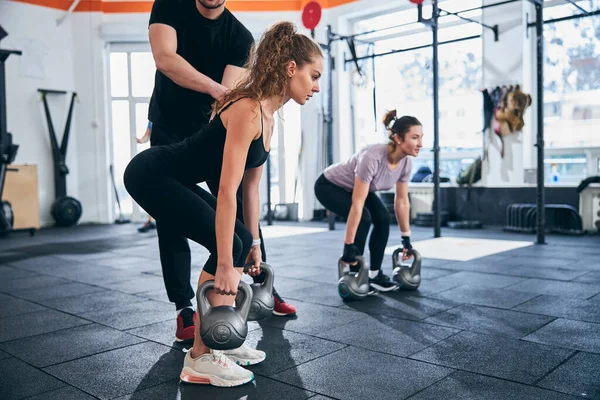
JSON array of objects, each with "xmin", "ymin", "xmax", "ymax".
[{"xmin": 210, "ymin": 82, "xmax": 229, "ymax": 101}]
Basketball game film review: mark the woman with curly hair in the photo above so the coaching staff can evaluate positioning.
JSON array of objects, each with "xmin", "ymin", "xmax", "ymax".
[{"xmin": 124, "ymin": 21, "xmax": 322, "ymax": 387}]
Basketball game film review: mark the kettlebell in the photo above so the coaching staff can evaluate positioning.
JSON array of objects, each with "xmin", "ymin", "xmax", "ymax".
[
  {"xmin": 197, "ymin": 280, "xmax": 252, "ymax": 350},
  {"xmin": 392, "ymin": 248, "xmax": 422, "ymax": 290},
  {"xmin": 244, "ymin": 262, "xmax": 275, "ymax": 321},
  {"xmin": 337, "ymin": 256, "xmax": 370, "ymax": 301}
]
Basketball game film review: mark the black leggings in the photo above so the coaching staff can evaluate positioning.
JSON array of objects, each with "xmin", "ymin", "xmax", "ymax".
[
  {"xmin": 124, "ymin": 147, "xmax": 253, "ymax": 280},
  {"xmin": 314, "ymin": 173, "xmax": 391, "ymax": 271}
]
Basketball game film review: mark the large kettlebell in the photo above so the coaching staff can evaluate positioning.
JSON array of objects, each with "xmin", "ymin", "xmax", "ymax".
[
  {"xmin": 392, "ymin": 248, "xmax": 422, "ymax": 290},
  {"xmin": 197, "ymin": 280, "xmax": 252, "ymax": 350},
  {"xmin": 244, "ymin": 262, "xmax": 275, "ymax": 321},
  {"xmin": 337, "ymin": 256, "xmax": 370, "ymax": 301}
]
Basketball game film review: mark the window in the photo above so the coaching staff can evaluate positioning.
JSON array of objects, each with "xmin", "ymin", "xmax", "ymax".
[
  {"xmin": 544, "ymin": 1, "xmax": 600, "ymax": 149},
  {"xmin": 107, "ymin": 44, "xmax": 156, "ymax": 221},
  {"xmin": 350, "ymin": 5, "xmax": 483, "ymax": 180}
]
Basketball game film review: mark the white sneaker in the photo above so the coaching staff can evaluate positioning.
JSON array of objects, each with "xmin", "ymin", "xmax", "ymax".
[
  {"xmin": 223, "ymin": 343, "xmax": 266, "ymax": 366},
  {"xmin": 180, "ymin": 350, "xmax": 254, "ymax": 387}
]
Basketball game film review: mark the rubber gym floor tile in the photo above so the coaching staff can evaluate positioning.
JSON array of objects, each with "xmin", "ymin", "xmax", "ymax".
[
  {"xmin": 537, "ymin": 352, "xmax": 600, "ymax": 399},
  {"xmin": 430, "ymin": 271, "xmax": 527, "ymax": 289},
  {"xmin": 277, "ymin": 265, "xmax": 340, "ymax": 282},
  {"xmin": 505, "ymin": 278, "xmax": 600, "ymax": 300},
  {"xmin": 259, "ymin": 300, "xmax": 366, "ymax": 335},
  {"xmin": 78, "ymin": 299, "xmax": 175, "ymax": 330},
  {"xmin": 115, "ymin": 375, "xmax": 313, "ymax": 400},
  {"xmin": 406, "ymin": 277, "xmax": 464, "ymax": 296},
  {"xmin": 308, "ymin": 396, "xmax": 337, "ymax": 400},
  {"xmin": 423, "ymin": 304, "xmax": 555, "ymax": 338},
  {"xmin": 513, "ymin": 295, "xmax": 584, "ymax": 316},
  {"xmin": 97, "ymin": 275, "xmax": 168, "ymax": 294},
  {"xmin": 430, "ymin": 285, "xmax": 539, "ymax": 309},
  {"xmin": 420, "ymin": 267, "xmax": 456, "ymax": 280},
  {"xmin": 0, "ymin": 275, "xmax": 71, "ymax": 293},
  {"xmin": 340, "ymin": 291, "xmax": 460, "ymax": 321},
  {"xmin": 0, "ymin": 349, "xmax": 9, "ymax": 360},
  {"xmin": 407, "ymin": 371, "xmax": 579, "ymax": 400},
  {"xmin": 0, "ymin": 292, "xmax": 46, "ymax": 318},
  {"xmin": 273, "ymin": 346, "xmax": 453, "ymax": 400},
  {"xmin": 410, "ymin": 330, "xmax": 574, "ymax": 384},
  {"xmin": 0, "ymin": 309, "xmax": 90, "ymax": 343},
  {"xmin": 93, "ymin": 255, "xmax": 153, "ymax": 268},
  {"xmin": 39, "ymin": 263, "xmax": 142, "ymax": 285},
  {"xmin": 43, "ymin": 341, "xmax": 183, "ymax": 400},
  {"xmin": 284, "ymin": 282, "xmax": 347, "ymax": 307},
  {"xmin": 0, "ymin": 323, "xmax": 146, "ymax": 368},
  {"xmin": 240, "ymin": 326, "xmax": 346, "ymax": 376},
  {"xmin": 9, "ymin": 281, "xmax": 106, "ymax": 302},
  {"xmin": 0, "ymin": 265, "xmax": 37, "ymax": 280},
  {"xmin": 4, "ymin": 255, "xmax": 70, "ymax": 271},
  {"xmin": 522, "ymin": 318, "xmax": 600, "ymax": 353},
  {"xmin": 42, "ymin": 289, "xmax": 149, "ymax": 315},
  {"xmin": 434, "ymin": 260, "xmax": 516, "ymax": 274},
  {"xmin": 317, "ymin": 315, "xmax": 459, "ymax": 358},
  {"xmin": 0, "ymin": 357, "xmax": 65, "ymax": 400},
  {"xmin": 574, "ymin": 271, "xmax": 600, "ymax": 284},
  {"xmin": 507, "ymin": 256, "xmax": 582, "ymax": 269},
  {"xmin": 20, "ymin": 385, "xmax": 98, "ymax": 400},
  {"xmin": 133, "ymin": 288, "xmax": 172, "ymax": 304},
  {"xmin": 501, "ymin": 265, "xmax": 590, "ymax": 281}
]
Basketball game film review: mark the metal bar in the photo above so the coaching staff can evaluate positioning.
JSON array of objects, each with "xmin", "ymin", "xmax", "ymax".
[
  {"xmin": 438, "ymin": 7, "xmax": 495, "ymax": 31},
  {"xmin": 60, "ymin": 92, "xmax": 77, "ymax": 157},
  {"xmin": 326, "ymin": 24, "xmax": 335, "ymax": 231},
  {"xmin": 344, "ymin": 35, "xmax": 480, "ymax": 64},
  {"xmin": 371, "ymin": 52, "xmax": 377, "ymax": 132},
  {"xmin": 444, "ymin": 0, "xmax": 520, "ymax": 15},
  {"xmin": 527, "ymin": 9, "xmax": 600, "ymax": 26},
  {"xmin": 431, "ymin": 0, "xmax": 441, "ymax": 238},
  {"xmin": 535, "ymin": 2, "xmax": 546, "ymax": 245},
  {"xmin": 341, "ymin": 20, "xmax": 419, "ymax": 40},
  {"xmin": 56, "ymin": 0, "xmax": 83, "ymax": 26},
  {"xmin": 563, "ymin": 0, "xmax": 590, "ymax": 15}
]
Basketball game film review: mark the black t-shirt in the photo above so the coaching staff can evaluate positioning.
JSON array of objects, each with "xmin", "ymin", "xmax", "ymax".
[{"xmin": 147, "ymin": 0, "xmax": 254, "ymax": 142}]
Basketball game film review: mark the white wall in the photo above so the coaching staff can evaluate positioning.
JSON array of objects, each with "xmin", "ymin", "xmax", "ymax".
[{"xmin": 0, "ymin": 1, "xmax": 78, "ymax": 227}]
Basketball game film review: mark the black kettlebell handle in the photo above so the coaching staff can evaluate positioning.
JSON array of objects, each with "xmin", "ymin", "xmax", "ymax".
[
  {"xmin": 197, "ymin": 280, "xmax": 253, "ymax": 321},
  {"xmin": 392, "ymin": 248, "xmax": 421, "ymax": 269},
  {"xmin": 242, "ymin": 262, "xmax": 275, "ymax": 290}
]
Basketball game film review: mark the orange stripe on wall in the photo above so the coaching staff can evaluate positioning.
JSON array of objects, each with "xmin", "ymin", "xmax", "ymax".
[{"xmin": 9, "ymin": 0, "xmax": 356, "ymax": 13}]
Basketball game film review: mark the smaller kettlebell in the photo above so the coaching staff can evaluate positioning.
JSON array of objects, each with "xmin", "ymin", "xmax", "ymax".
[
  {"xmin": 244, "ymin": 262, "xmax": 275, "ymax": 321},
  {"xmin": 392, "ymin": 248, "xmax": 422, "ymax": 290},
  {"xmin": 337, "ymin": 256, "xmax": 370, "ymax": 301},
  {"xmin": 197, "ymin": 280, "xmax": 252, "ymax": 350}
]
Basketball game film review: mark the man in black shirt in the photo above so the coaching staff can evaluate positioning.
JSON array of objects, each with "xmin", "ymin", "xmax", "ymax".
[{"xmin": 146, "ymin": 0, "xmax": 296, "ymax": 347}]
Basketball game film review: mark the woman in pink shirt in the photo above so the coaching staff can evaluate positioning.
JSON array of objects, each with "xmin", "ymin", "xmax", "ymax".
[{"xmin": 314, "ymin": 110, "xmax": 423, "ymax": 292}]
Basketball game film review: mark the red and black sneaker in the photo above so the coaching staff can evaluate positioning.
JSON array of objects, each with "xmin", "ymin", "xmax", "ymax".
[
  {"xmin": 176, "ymin": 307, "xmax": 196, "ymax": 342},
  {"xmin": 272, "ymin": 290, "xmax": 296, "ymax": 317}
]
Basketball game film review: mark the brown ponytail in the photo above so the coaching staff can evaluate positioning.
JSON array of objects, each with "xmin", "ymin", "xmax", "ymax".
[{"xmin": 383, "ymin": 109, "xmax": 421, "ymax": 150}]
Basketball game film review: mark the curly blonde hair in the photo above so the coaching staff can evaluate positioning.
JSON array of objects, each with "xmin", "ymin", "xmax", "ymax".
[{"xmin": 213, "ymin": 21, "xmax": 323, "ymax": 113}]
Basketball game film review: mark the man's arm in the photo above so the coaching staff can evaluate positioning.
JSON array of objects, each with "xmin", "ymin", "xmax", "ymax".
[{"xmin": 149, "ymin": 24, "xmax": 227, "ymax": 100}]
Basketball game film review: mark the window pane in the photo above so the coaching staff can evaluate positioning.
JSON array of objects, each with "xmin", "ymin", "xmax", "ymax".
[
  {"xmin": 110, "ymin": 53, "xmax": 129, "ymax": 97},
  {"xmin": 111, "ymin": 100, "xmax": 132, "ymax": 216},
  {"xmin": 544, "ymin": 5, "xmax": 600, "ymax": 148},
  {"xmin": 131, "ymin": 52, "xmax": 156, "ymax": 97}
]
